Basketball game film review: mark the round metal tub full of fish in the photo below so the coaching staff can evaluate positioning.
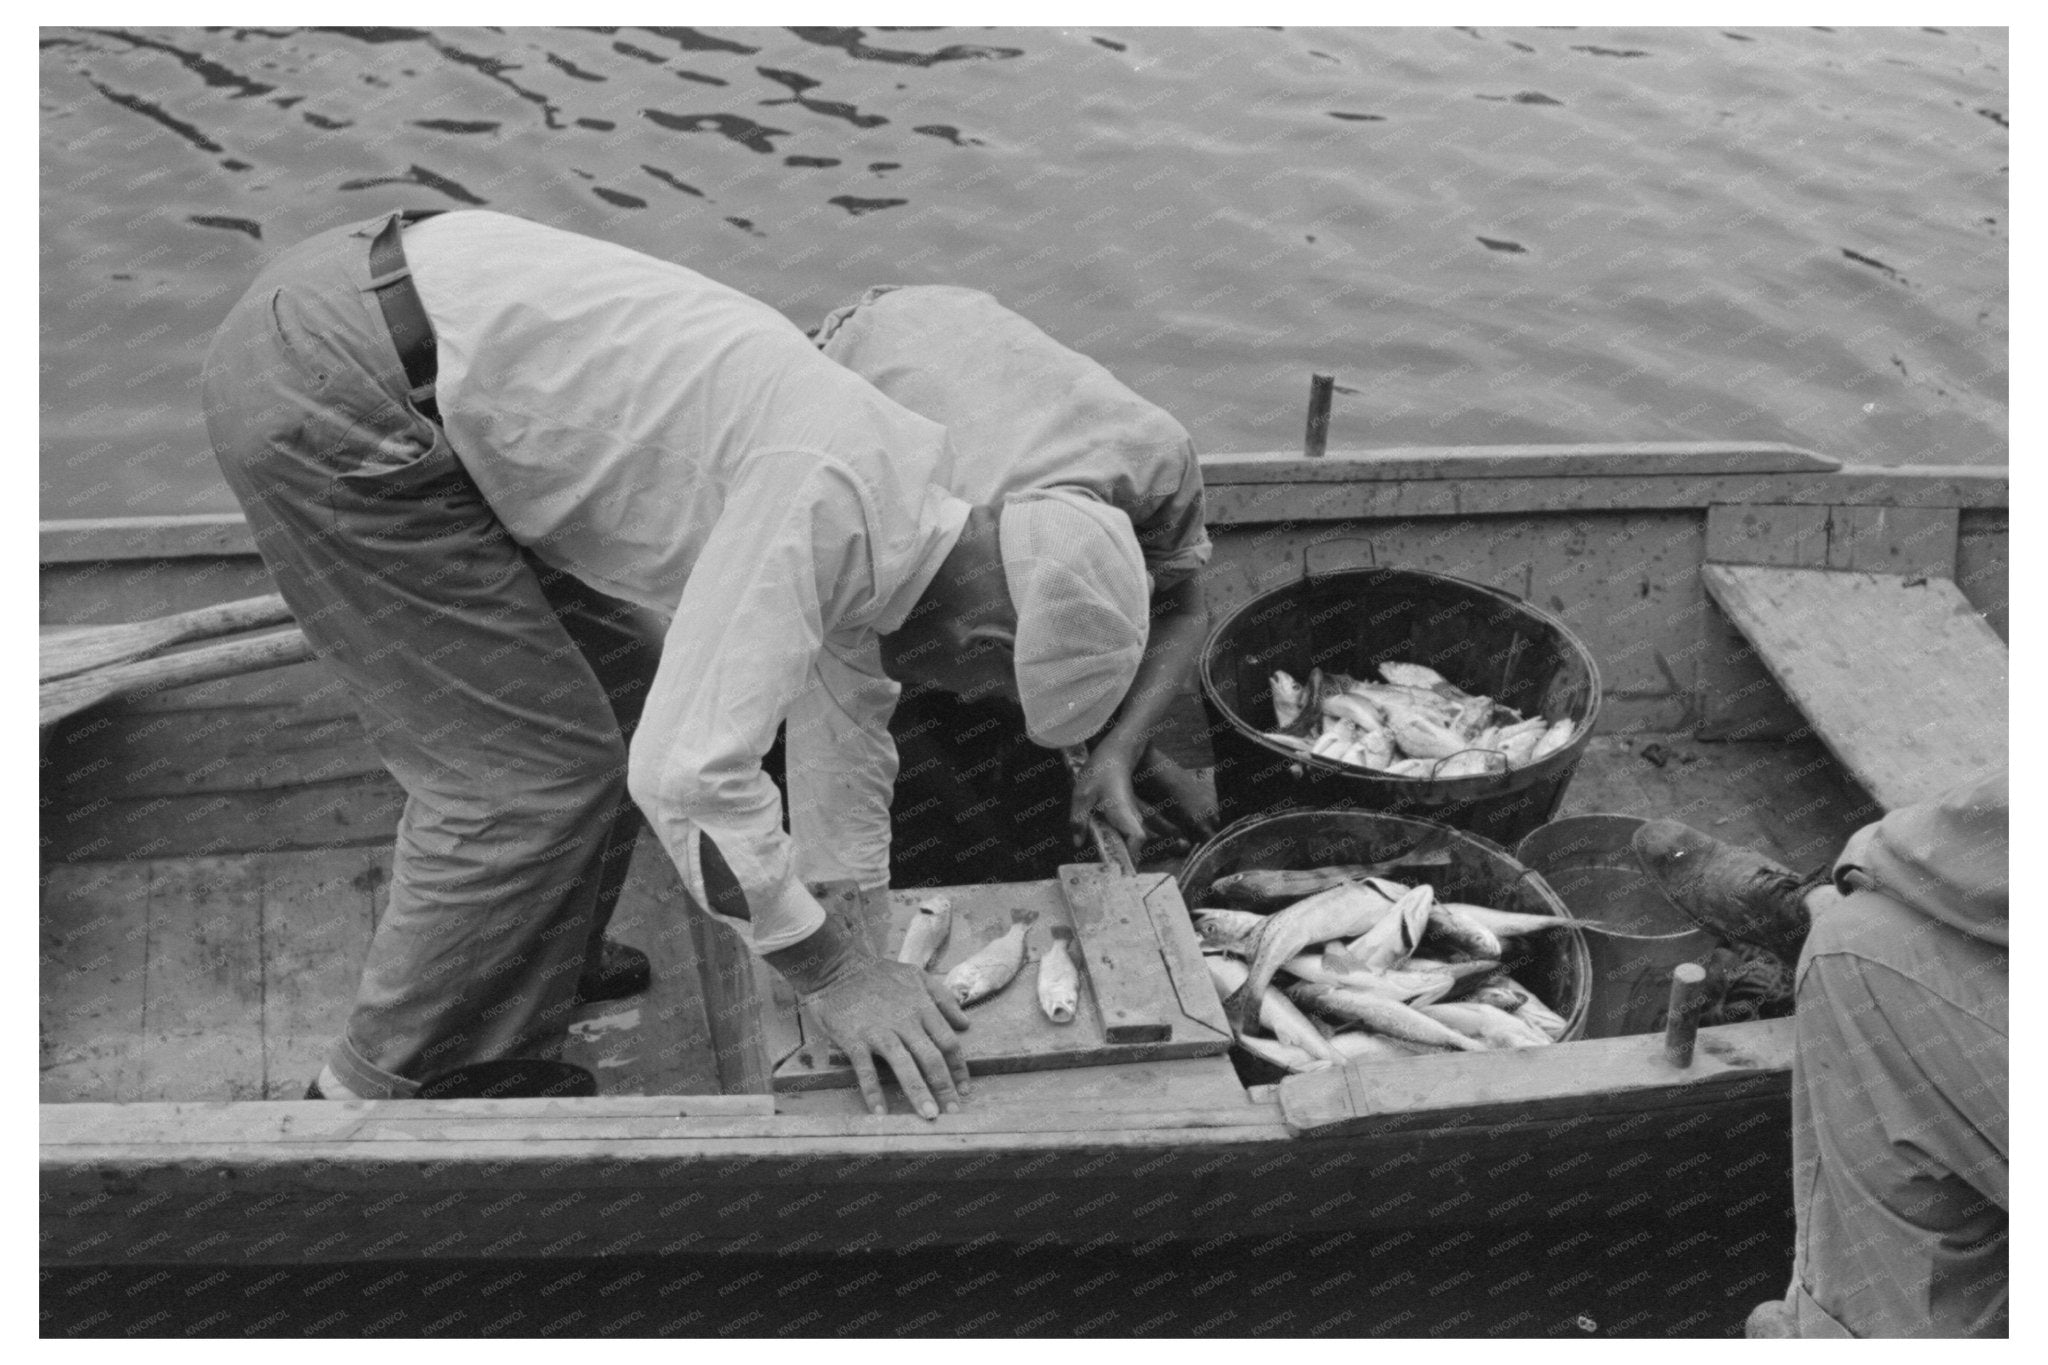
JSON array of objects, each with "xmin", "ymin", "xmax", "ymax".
[
  {"xmin": 1178, "ymin": 808, "xmax": 1592, "ymax": 1083},
  {"xmin": 1198, "ymin": 565, "xmax": 1602, "ymax": 846}
]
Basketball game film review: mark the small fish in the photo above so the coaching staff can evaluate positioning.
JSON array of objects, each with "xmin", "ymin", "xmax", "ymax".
[
  {"xmin": 1284, "ymin": 982, "xmax": 1482, "ymax": 1052},
  {"xmin": 1449, "ymin": 694, "xmax": 1494, "ymax": 741},
  {"xmin": 1529, "ymin": 717, "xmax": 1577, "ymax": 761},
  {"xmin": 1036, "ymin": 926, "xmax": 1079, "ymax": 1024},
  {"xmin": 1378, "ymin": 661, "xmax": 1468, "ymax": 697},
  {"xmin": 1320, "ymin": 691, "xmax": 1391, "ymax": 736},
  {"xmin": 1285, "ymin": 951, "xmax": 1470, "ymax": 1007},
  {"xmin": 1227, "ymin": 882, "xmax": 1403, "ymax": 1033},
  {"xmin": 1426, "ymin": 903, "xmax": 1504, "ymax": 960},
  {"xmin": 1206, "ymin": 954, "xmax": 1345, "ymax": 1063},
  {"xmin": 1209, "ymin": 861, "xmax": 1444, "ymax": 909},
  {"xmin": 1445, "ymin": 903, "xmax": 1576, "ymax": 939},
  {"xmin": 1327, "ymin": 1029, "xmax": 1437, "ymax": 1062},
  {"xmin": 1344, "ymin": 882, "xmax": 1436, "ymax": 972},
  {"xmin": 1477, "ymin": 973, "xmax": 1570, "ymax": 1041},
  {"xmin": 944, "ymin": 911, "xmax": 1034, "ymax": 1007},
  {"xmin": 1389, "ymin": 713, "xmax": 1469, "ymax": 761},
  {"xmin": 1192, "ymin": 908, "xmax": 1267, "ymax": 955},
  {"xmin": 895, "ymin": 896, "xmax": 953, "ymax": 970},
  {"xmin": 1234, "ymin": 1032, "xmax": 1334, "ymax": 1074},
  {"xmin": 1270, "ymin": 671, "xmax": 1306, "ymax": 729},
  {"xmin": 1419, "ymin": 1001, "xmax": 1553, "ymax": 1049},
  {"xmin": 1309, "ymin": 719, "xmax": 1360, "ymax": 759}
]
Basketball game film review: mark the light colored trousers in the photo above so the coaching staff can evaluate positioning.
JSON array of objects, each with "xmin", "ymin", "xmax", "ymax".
[{"xmin": 202, "ymin": 213, "xmax": 659, "ymax": 1096}]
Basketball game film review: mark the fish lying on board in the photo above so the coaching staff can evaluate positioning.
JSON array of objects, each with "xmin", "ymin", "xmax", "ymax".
[
  {"xmin": 943, "ymin": 910, "xmax": 1035, "ymax": 1007},
  {"xmin": 896, "ymin": 896, "xmax": 953, "ymax": 971},
  {"xmin": 1036, "ymin": 926, "xmax": 1079, "ymax": 1024}
]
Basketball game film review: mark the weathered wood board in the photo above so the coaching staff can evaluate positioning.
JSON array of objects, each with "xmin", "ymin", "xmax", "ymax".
[
  {"xmin": 771, "ymin": 872, "xmax": 1230, "ymax": 1091},
  {"xmin": 1702, "ymin": 565, "xmax": 2007, "ymax": 810}
]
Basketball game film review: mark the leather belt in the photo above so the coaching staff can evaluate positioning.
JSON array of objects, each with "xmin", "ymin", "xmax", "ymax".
[{"xmin": 366, "ymin": 209, "xmax": 444, "ymax": 423}]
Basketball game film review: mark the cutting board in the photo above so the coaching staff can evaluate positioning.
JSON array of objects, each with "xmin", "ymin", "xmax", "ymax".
[{"xmin": 770, "ymin": 868, "xmax": 1232, "ymax": 1092}]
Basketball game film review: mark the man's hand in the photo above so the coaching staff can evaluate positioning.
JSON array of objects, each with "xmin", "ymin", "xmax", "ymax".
[
  {"xmin": 1069, "ymin": 741, "xmax": 1219, "ymax": 858},
  {"xmin": 763, "ymin": 915, "xmax": 969, "ymax": 1119}
]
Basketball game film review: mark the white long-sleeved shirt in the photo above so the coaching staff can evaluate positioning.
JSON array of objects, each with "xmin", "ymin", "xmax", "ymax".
[{"xmin": 405, "ymin": 211, "xmax": 967, "ymax": 951}]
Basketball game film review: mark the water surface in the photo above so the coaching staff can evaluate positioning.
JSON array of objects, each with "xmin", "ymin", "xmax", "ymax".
[{"xmin": 40, "ymin": 25, "xmax": 2007, "ymax": 519}]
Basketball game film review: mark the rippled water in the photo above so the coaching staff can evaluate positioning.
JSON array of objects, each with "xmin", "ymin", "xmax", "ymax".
[{"xmin": 40, "ymin": 25, "xmax": 2006, "ymax": 520}]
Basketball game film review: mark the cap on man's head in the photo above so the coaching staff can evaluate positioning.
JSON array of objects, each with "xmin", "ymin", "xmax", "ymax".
[{"xmin": 998, "ymin": 489, "xmax": 1150, "ymax": 748}]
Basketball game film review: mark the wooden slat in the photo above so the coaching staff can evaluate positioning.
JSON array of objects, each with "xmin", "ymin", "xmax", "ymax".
[
  {"xmin": 40, "ymin": 513, "xmax": 255, "ymax": 564},
  {"xmin": 139, "ymin": 856, "xmax": 268, "ymax": 1101},
  {"xmin": 40, "ymin": 862, "xmax": 151, "ymax": 1102},
  {"xmin": 1702, "ymin": 565, "xmax": 2008, "ymax": 809},
  {"xmin": 1203, "ymin": 441, "xmax": 1840, "ymax": 483},
  {"xmin": 1280, "ymin": 1018, "xmax": 1794, "ymax": 1137},
  {"xmin": 258, "ymin": 847, "xmax": 377, "ymax": 1099},
  {"xmin": 1825, "ymin": 505, "xmax": 1959, "ymax": 577},
  {"xmin": 1704, "ymin": 503, "xmax": 1829, "ymax": 567},
  {"xmin": 1058, "ymin": 864, "xmax": 1170, "ymax": 1043},
  {"xmin": 42, "ymin": 777, "xmax": 407, "ymax": 865}
]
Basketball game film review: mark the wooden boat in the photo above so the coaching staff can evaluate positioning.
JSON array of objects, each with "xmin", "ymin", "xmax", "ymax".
[{"xmin": 39, "ymin": 440, "xmax": 2007, "ymax": 1267}]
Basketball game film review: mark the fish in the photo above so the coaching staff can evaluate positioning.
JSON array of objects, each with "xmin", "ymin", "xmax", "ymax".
[
  {"xmin": 943, "ymin": 911, "xmax": 1034, "ymax": 1007},
  {"xmin": 1426, "ymin": 903, "xmax": 1504, "ymax": 960},
  {"xmin": 1270, "ymin": 671, "xmax": 1306, "ymax": 729},
  {"xmin": 1225, "ymin": 881, "xmax": 1404, "ymax": 1034},
  {"xmin": 1343, "ymin": 882, "xmax": 1436, "ymax": 972},
  {"xmin": 1444, "ymin": 903, "xmax": 1578, "ymax": 939},
  {"xmin": 1476, "ymin": 973, "xmax": 1570, "ymax": 1041},
  {"xmin": 1207, "ymin": 857, "xmax": 1449, "ymax": 909},
  {"xmin": 1377, "ymin": 661, "xmax": 1463, "ymax": 694},
  {"xmin": 1309, "ymin": 719, "xmax": 1360, "ymax": 759},
  {"xmin": 1448, "ymin": 694, "xmax": 1495, "ymax": 741},
  {"xmin": 894, "ymin": 896, "xmax": 953, "ymax": 971},
  {"xmin": 1191, "ymin": 908, "xmax": 1267, "ymax": 955},
  {"xmin": 1233, "ymin": 1032, "xmax": 1334, "ymax": 1074},
  {"xmin": 1530, "ymin": 717, "xmax": 1577, "ymax": 761},
  {"xmin": 1418, "ymin": 1001, "xmax": 1553, "ymax": 1049},
  {"xmin": 1283, "ymin": 982, "xmax": 1483, "ymax": 1052},
  {"xmin": 1284, "ymin": 952, "xmax": 1470, "ymax": 1007},
  {"xmin": 1320, "ymin": 691, "xmax": 1391, "ymax": 736},
  {"xmin": 1036, "ymin": 926, "xmax": 1079, "ymax": 1024},
  {"xmin": 1205, "ymin": 954, "xmax": 1345, "ymax": 1063},
  {"xmin": 1388, "ymin": 713, "xmax": 1469, "ymax": 761},
  {"xmin": 1327, "ymin": 1030, "xmax": 1438, "ymax": 1062}
]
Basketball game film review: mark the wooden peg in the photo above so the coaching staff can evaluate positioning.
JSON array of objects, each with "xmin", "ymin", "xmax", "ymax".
[
  {"xmin": 1304, "ymin": 373, "xmax": 1334, "ymax": 459},
  {"xmin": 1662, "ymin": 961, "xmax": 1709, "ymax": 1068}
]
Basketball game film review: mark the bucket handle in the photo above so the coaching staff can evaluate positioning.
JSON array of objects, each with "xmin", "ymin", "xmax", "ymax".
[{"xmin": 1299, "ymin": 537, "xmax": 1378, "ymax": 582}]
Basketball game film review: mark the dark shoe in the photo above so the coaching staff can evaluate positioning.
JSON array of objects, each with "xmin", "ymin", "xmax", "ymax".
[
  {"xmin": 576, "ymin": 937, "xmax": 652, "ymax": 1004},
  {"xmin": 1631, "ymin": 820, "xmax": 1817, "ymax": 961},
  {"xmin": 414, "ymin": 1059, "xmax": 598, "ymax": 1100}
]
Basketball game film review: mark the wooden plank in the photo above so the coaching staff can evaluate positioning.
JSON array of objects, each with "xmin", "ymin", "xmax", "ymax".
[
  {"xmin": 1058, "ymin": 863, "xmax": 1169, "ymax": 1043},
  {"xmin": 1703, "ymin": 566, "xmax": 2008, "ymax": 809},
  {"xmin": 771, "ymin": 880, "xmax": 1228, "ymax": 1091},
  {"xmin": 560, "ymin": 831, "xmax": 722, "ymax": 1097},
  {"xmin": 1202, "ymin": 441, "xmax": 1840, "ymax": 483},
  {"xmin": 685, "ymin": 907, "xmax": 772, "ymax": 1096},
  {"xmin": 138, "ymin": 856, "xmax": 269, "ymax": 1101},
  {"xmin": 1703, "ymin": 503, "xmax": 1829, "ymax": 567},
  {"xmin": 1137, "ymin": 875, "xmax": 1236, "ymax": 1045},
  {"xmin": 1280, "ymin": 1018, "xmax": 1793, "ymax": 1137},
  {"xmin": 1204, "ymin": 468, "xmax": 2006, "ymax": 525},
  {"xmin": 1825, "ymin": 505, "xmax": 1958, "ymax": 577},
  {"xmin": 40, "ymin": 861, "xmax": 151, "ymax": 1103},
  {"xmin": 257, "ymin": 847, "xmax": 378, "ymax": 1100},
  {"xmin": 1957, "ymin": 508, "xmax": 2008, "ymax": 642},
  {"xmin": 42, "ymin": 777, "xmax": 407, "ymax": 865},
  {"xmin": 775, "ymin": 1054, "xmax": 1250, "ymax": 1118},
  {"xmin": 41, "ymin": 1099, "xmax": 1270, "ymax": 1148},
  {"xmin": 40, "ymin": 513, "xmax": 255, "ymax": 563}
]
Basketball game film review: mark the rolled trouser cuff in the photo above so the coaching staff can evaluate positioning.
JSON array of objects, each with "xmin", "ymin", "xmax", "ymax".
[{"xmin": 326, "ymin": 1034, "xmax": 421, "ymax": 1100}]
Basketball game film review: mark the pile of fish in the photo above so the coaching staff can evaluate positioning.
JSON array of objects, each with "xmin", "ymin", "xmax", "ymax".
[
  {"xmin": 1194, "ymin": 863, "xmax": 1574, "ymax": 1074},
  {"xmin": 897, "ymin": 898, "xmax": 1079, "ymax": 1025},
  {"xmin": 1261, "ymin": 661, "xmax": 1575, "ymax": 779}
]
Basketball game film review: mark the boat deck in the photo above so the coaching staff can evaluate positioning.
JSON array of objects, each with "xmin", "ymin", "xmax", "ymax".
[{"xmin": 40, "ymin": 731, "xmax": 1877, "ymax": 1108}]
